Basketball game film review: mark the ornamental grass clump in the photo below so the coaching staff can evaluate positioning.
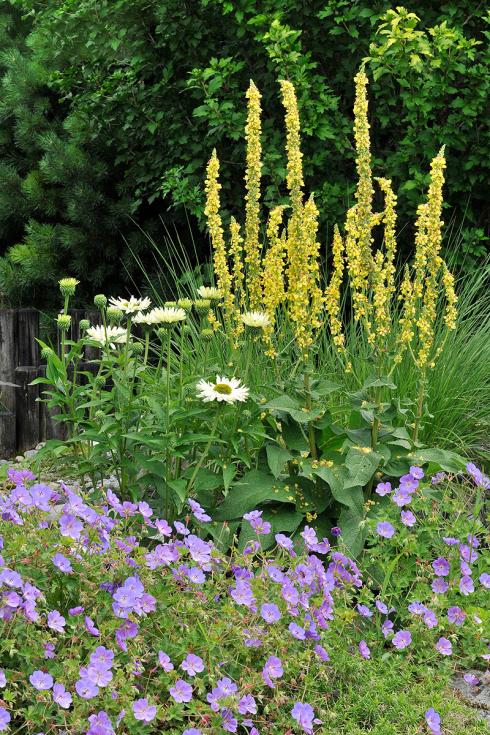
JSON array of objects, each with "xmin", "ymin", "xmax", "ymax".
[{"xmin": 0, "ymin": 464, "xmax": 488, "ymax": 734}]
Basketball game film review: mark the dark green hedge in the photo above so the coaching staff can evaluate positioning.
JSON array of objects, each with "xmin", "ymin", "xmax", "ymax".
[{"xmin": 0, "ymin": 1, "xmax": 488, "ymax": 306}]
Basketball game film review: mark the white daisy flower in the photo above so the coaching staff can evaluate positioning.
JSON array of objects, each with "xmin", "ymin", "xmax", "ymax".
[
  {"xmin": 241, "ymin": 310, "xmax": 270, "ymax": 329},
  {"xmin": 197, "ymin": 286, "xmax": 222, "ymax": 301},
  {"xmin": 108, "ymin": 296, "xmax": 152, "ymax": 314},
  {"xmin": 86, "ymin": 325, "xmax": 127, "ymax": 347},
  {"xmin": 133, "ymin": 311, "xmax": 157, "ymax": 325},
  {"xmin": 148, "ymin": 306, "xmax": 186, "ymax": 325},
  {"xmin": 196, "ymin": 375, "xmax": 249, "ymax": 404}
]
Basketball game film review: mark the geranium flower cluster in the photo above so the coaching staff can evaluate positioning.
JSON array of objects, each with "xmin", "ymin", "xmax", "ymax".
[
  {"xmin": 366, "ymin": 464, "xmax": 488, "ymax": 665},
  {"xmin": 0, "ymin": 465, "xmax": 488, "ymax": 735}
]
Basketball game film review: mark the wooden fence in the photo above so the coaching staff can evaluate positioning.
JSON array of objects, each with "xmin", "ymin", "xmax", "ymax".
[{"xmin": 0, "ymin": 308, "xmax": 98, "ymax": 458}]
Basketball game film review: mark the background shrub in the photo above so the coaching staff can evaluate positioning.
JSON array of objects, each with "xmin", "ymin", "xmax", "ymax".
[{"xmin": 0, "ymin": 1, "xmax": 488, "ymax": 306}]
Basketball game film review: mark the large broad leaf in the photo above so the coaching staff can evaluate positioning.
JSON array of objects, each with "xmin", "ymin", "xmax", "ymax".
[
  {"xmin": 265, "ymin": 395, "xmax": 323, "ymax": 424},
  {"xmin": 338, "ymin": 505, "xmax": 366, "ymax": 557},
  {"xmin": 213, "ymin": 470, "xmax": 293, "ymax": 521},
  {"xmin": 407, "ymin": 447, "xmax": 466, "ymax": 474},
  {"xmin": 344, "ymin": 446, "xmax": 382, "ymax": 489},
  {"xmin": 266, "ymin": 444, "xmax": 293, "ymax": 478}
]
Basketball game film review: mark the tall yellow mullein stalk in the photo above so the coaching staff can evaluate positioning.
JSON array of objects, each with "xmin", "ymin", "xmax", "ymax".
[
  {"xmin": 262, "ymin": 205, "xmax": 287, "ymax": 357},
  {"xmin": 229, "ymin": 216, "xmax": 244, "ymax": 308},
  {"xmin": 344, "ymin": 69, "xmax": 375, "ymax": 343},
  {"xmin": 204, "ymin": 150, "xmax": 235, "ymax": 328},
  {"xmin": 414, "ymin": 147, "xmax": 447, "ymax": 371},
  {"xmin": 325, "ymin": 225, "xmax": 346, "ymax": 355},
  {"xmin": 396, "ymin": 147, "xmax": 457, "ymax": 440},
  {"xmin": 279, "ymin": 80, "xmax": 323, "ymax": 359},
  {"xmin": 244, "ymin": 81, "xmax": 263, "ymax": 310},
  {"xmin": 372, "ymin": 177, "xmax": 397, "ymax": 342}
]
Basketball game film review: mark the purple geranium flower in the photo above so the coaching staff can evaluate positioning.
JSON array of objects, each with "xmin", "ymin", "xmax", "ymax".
[
  {"xmin": 463, "ymin": 673, "xmax": 480, "ymax": 686},
  {"xmin": 158, "ymin": 651, "xmax": 174, "ymax": 672},
  {"xmin": 181, "ymin": 654, "xmax": 204, "ymax": 677},
  {"xmin": 431, "ymin": 578, "xmax": 448, "ymax": 594},
  {"xmin": 75, "ymin": 678, "xmax": 99, "ymax": 699},
  {"xmin": 47, "ymin": 610, "xmax": 66, "ymax": 633},
  {"xmin": 262, "ymin": 656, "xmax": 283, "ymax": 688},
  {"xmin": 0, "ymin": 708, "xmax": 11, "ymax": 732},
  {"xmin": 30, "ymin": 671, "xmax": 54, "ymax": 691},
  {"xmin": 375, "ymin": 482, "xmax": 392, "ymax": 496},
  {"xmin": 447, "ymin": 606, "xmax": 466, "ymax": 626},
  {"xmin": 459, "ymin": 575, "xmax": 474, "ymax": 596},
  {"xmin": 436, "ymin": 637, "xmax": 452, "ymax": 656},
  {"xmin": 52, "ymin": 553, "xmax": 73, "ymax": 573},
  {"xmin": 358, "ymin": 640, "xmax": 370, "ymax": 659},
  {"xmin": 425, "ymin": 708, "xmax": 441, "ymax": 734},
  {"xmin": 169, "ymin": 679, "xmax": 193, "ymax": 703},
  {"xmin": 188, "ymin": 499, "xmax": 211, "ymax": 522},
  {"xmin": 58, "ymin": 514, "xmax": 83, "ymax": 540},
  {"xmin": 479, "ymin": 573, "xmax": 490, "ymax": 589},
  {"xmin": 133, "ymin": 698, "xmax": 157, "ymax": 722},
  {"xmin": 392, "ymin": 630, "xmax": 412, "ymax": 650},
  {"xmin": 52, "ymin": 683, "xmax": 72, "ymax": 709},
  {"xmin": 291, "ymin": 702, "xmax": 321, "ymax": 734},
  {"xmin": 401, "ymin": 510, "xmax": 416, "ymax": 527},
  {"xmin": 432, "ymin": 557, "xmax": 450, "ymax": 577},
  {"xmin": 261, "ymin": 603, "xmax": 281, "ymax": 623},
  {"xmin": 357, "ymin": 604, "xmax": 372, "ymax": 618},
  {"xmin": 376, "ymin": 522, "xmax": 395, "ymax": 539}
]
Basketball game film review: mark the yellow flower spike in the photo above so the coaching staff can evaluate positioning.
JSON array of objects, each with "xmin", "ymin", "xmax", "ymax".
[
  {"xmin": 303, "ymin": 194, "xmax": 323, "ymax": 333},
  {"xmin": 262, "ymin": 206, "xmax": 287, "ymax": 357},
  {"xmin": 229, "ymin": 216, "xmax": 244, "ymax": 309},
  {"xmin": 279, "ymin": 79, "xmax": 304, "ymax": 216},
  {"xmin": 204, "ymin": 150, "xmax": 235, "ymax": 328},
  {"xmin": 372, "ymin": 177, "xmax": 398, "ymax": 339},
  {"xmin": 442, "ymin": 263, "xmax": 457, "ymax": 331},
  {"xmin": 244, "ymin": 80, "xmax": 263, "ymax": 310},
  {"xmin": 415, "ymin": 147, "xmax": 447, "ymax": 369},
  {"xmin": 325, "ymin": 224, "xmax": 346, "ymax": 353},
  {"xmin": 353, "ymin": 68, "xmax": 374, "ymax": 276}
]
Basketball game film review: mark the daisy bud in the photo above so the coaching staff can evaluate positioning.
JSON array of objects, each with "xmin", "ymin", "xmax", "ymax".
[
  {"xmin": 194, "ymin": 299, "xmax": 211, "ymax": 312},
  {"xmin": 106, "ymin": 307, "xmax": 123, "ymax": 322},
  {"xmin": 59, "ymin": 277, "xmax": 79, "ymax": 297},
  {"xmin": 177, "ymin": 298, "xmax": 193, "ymax": 311},
  {"xmin": 94, "ymin": 294, "xmax": 107, "ymax": 308},
  {"xmin": 41, "ymin": 346, "xmax": 55, "ymax": 360},
  {"xmin": 79, "ymin": 319, "xmax": 90, "ymax": 331},
  {"xmin": 56, "ymin": 314, "xmax": 71, "ymax": 332},
  {"xmin": 200, "ymin": 328, "xmax": 214, "ymax": 341}
]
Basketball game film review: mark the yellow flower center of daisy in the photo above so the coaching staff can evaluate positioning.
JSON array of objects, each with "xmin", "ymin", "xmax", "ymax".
[{"xmin": 213, "ymin": 383, "xmax": 233, "ymax": 395}]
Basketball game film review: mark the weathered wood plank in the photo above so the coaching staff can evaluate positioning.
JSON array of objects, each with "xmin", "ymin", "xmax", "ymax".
[
  {"xmin": 0, "ymin": 309, "xmax": 17, "ymax": 415},
  {"xmin": 16, "ymin": 309, "xmax": 40, "ymax": 366},
  {"xmin": 15, "ymin": 366, "xmax": 40, "ymax": 453},
  {"xmin": 0, "ymin": 411, "xmax": 16, "ymax": 458}
]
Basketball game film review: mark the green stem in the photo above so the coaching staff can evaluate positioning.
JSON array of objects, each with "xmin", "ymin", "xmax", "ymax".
[
  {"xmin": 164, "ymin": 327, "xmax": 173, "ymax": 518},
  {"xmin": 186, "ymin": 410, "xmax": 220, "ymax": 495},
  {"xmin": 143, "ymin": 331, "xmax": 150, "ymax": 366},
  {"xmin": 304, "ymin": 371, "xmax": 317, "ymax": 461},
  {"xmin": 413, "ymin": 373, "xmax": 427, "ymax": 443}
]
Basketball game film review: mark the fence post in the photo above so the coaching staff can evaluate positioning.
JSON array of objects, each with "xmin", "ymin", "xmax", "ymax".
[
  {"xmin": 0, "ymin": 310, "xmax": 17, "ymax": 457},
  {"xmin": 15, "ymin": 366, "xmax": 40, "ymax": 454},
  {"xmin": 16, "ymin": 309, "xmax": 40, "ymax": 367}
]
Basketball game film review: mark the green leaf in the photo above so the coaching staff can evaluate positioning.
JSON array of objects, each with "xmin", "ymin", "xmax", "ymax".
[
  {"xmin": 213, "ymin": 470, "xmax": 294, "ymax": 520},
  {"xmin": 266, "ymin": 444, "xmax": 293, "ymax": 478},
  {"xmin": 222, "ymin": 463, "xmax": 235, "ymax": 492},
  {"xmin": 265, "ymin": 395, "xmax": 323, "ymax": 423},
  {"xmin": 338, "ymin": 505, "xmax": 366, "ymax": 557},
  {"xmin": 407, "ymin": 447, "xmax": 466, "ymax": 473},
  {"xmin": 344, "ymin": 447, "xmax": 382, "ymax": 488}
]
